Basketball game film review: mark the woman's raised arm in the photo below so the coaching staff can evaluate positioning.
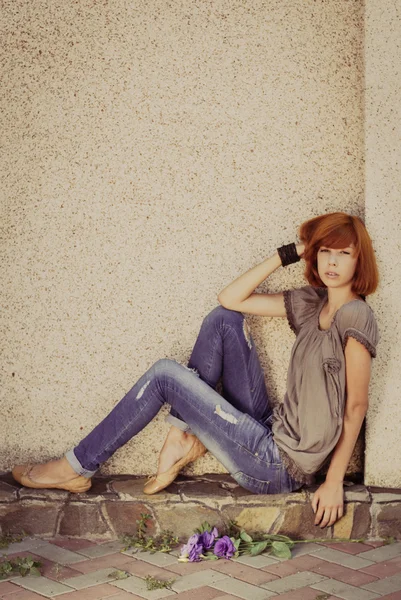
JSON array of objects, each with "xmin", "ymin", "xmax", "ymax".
[{"xmin": 217, "ymin": 244, "xmax": 304, "ymax": 317}]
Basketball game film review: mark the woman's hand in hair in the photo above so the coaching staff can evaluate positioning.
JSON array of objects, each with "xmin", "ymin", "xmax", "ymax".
[{"xmin": 311, "ymin": 480, "xmax": 344, "ymax": 528}]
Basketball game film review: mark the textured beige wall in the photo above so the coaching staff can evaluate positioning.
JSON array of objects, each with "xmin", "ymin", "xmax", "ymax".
[
  {"xmin": 1, "ymin": 0, "xmax": 366, "ymax": 476},
  {"xmin": 364, "ymin": 0, "xmax": 401, "ymax": 487}
]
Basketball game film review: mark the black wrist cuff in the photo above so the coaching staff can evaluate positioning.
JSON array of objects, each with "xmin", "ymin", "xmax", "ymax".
[{"xmin": 277, "ymin": 243, "xmax": 301, "ymax": 267}]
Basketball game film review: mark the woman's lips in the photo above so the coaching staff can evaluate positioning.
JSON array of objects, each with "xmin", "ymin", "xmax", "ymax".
[{"xmin": 325, "ymin": 272, "xmax": 339, "ymax": 278}]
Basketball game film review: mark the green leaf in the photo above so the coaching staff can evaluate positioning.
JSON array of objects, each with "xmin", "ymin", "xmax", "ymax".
[
  {"xmin": 240, "ymin": 531, "xmax": 253, "ymax": 543},
  {"xmin": 249, "ymin": 541, "xmax": 268, "ymax": 556},
  {"xmin": 233, "ymin": 538, "xmax": 241, "ymax": 550},
  {"xmin": 195, "ymin": 522, "xmax": 212, "ymax": 534},
  {"xmin": 271, "ymin": 541, "xmax": 292, "ymax": 560},
  {"xmin": 263, "ymin": 534, "xmax": 295, "ymax": 547}
]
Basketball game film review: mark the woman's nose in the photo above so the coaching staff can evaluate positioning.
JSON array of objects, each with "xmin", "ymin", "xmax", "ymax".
[{"xmin": 329, "ymin": 253, "xmax": 338, "ymax": 265}]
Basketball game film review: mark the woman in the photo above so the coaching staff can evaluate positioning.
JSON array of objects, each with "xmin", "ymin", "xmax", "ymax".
[{"xmin": 12, "ymin": 212, "xmax": 379, "ymax": 528}]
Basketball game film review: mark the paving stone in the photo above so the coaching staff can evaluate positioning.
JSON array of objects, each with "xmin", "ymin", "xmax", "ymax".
[
  {"xmin": 360, "ymin": 555, "xmax": 401, "ymax": 578},
  {"xmin": 170, "ymin": 569, "xmax": 229, "ymax": 593},
  {"xmin": 357, "ymin": 542, "xmax": 401, "ymax": 563},
  {"xmin": 0, "ymin": 589, "xmax": 50, "ymax": 599},
  {"xmin": 323, "ymin": 542, "xmax": 376, "ymax": 555},
  {"xmin": 33, "ymin": 556, "xmax": 83, "ymax": 582},
  {"xmin": 211, "ymin": 577, "xmax": 275, "ymax": 599},
  {"xmin": 261, "ymin": 570, "xmax": 327, "ymax": 594},
  {"xmin": 107, "ymin": 593, "xmax": 145, "ymax": 600},
  {"xmin": 111, "ymin": 574, "xmax": 176, "ymax": 599},
  {"xmin": 261, "ymin": 560, "xmax": 300, "ymax": 578},
  {"xmin": 379, "ymin": 593, "xmax": 401, "ymax": 600},
  {"xmin": 210, "ymin": 560, "xmax": 279, "ymax": 585},
  {"xmin": 50, "ymin": 538, "xmax": 98, "ymax": 551},
  {"xmin": 129, "ymin": 551, "xmax": 178, "ymax": 568},
  {"xmin": 362, "ymin": 573, "xmax": 401, "ymax": 595},
  {"xmin": 311, "ymin": 578, "xmax": 381, "ymax": 599},
  {"xmin": 309, "ymin": 547, "xmax": 375, "ymax": 569},
  {"xmin": 108, "ymin": 590, "xmax": 146, "ymax": 600},
  {"xmin": 124, "ymin": 561, "xmax": 179, "ymax": 581},
  {"xmin": 281, "ymin": 554, "xmax": 329, "ymax": 572},
  {"xmin": 30, "ymin": 541, "xmax": 88, "ymax": 565},
  {"xmin": 232, "ymin": 554, "xmax": 279, "ymax": 568},
  {"xmin": 0, "ymin": 537, "xmax": 48, "ymax": 556},
  {"xmin": 309, "ymin": 561, "xmax": 379, "ymax": 586},
  {"xmin": 161, "ymin": 560, "xmax": 219, "ymax": 576},
  {"xmin": 210, "ymin": 596, "xmax": 247, "ymax": 600},
  {"xmin": 173, "ymin": 587, "xmax": 226, "ymax": 600},
  {"xmin": 364, "ymin": 541, "xmax": 386, "ymax": 548},
  {"xmin": 46, "ymin": 583, "xmax": 130, "ymax": 599},
  {"xmin": 62, "ymin": 567, "xmax": 121, "ymax": 589},
  {"xmin": 75, "ymin": 540, "xmax": 126, "ymax": 558},
  {"xmin": 263, "ymin": 587, "xmax": 332, "ymax": 600},
  {"xmin": 11, "ymin": 575, "xmax": 74, "ymax": 597},
  {"xmin": 71, "ymin": 553, "xmax": 136, "ymax": 574},
  {"xmin": 288, "ymin": 542, "xmax": 327, "ymax": 557},
  {"xmin": 0, "ymin": 581, "xmax": 21, "ymax": 594}
]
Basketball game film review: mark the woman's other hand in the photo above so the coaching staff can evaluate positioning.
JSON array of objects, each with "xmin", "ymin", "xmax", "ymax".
[
  {"xmin": 296, "ymin": 243, "xmax": 305, "ymax": 258},
  {"xmin": 311, "ymin": 481, "xmax": 344, "ymax": 528}
]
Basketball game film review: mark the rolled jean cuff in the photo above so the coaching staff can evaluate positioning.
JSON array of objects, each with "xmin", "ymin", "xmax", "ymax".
[
  {"xmin": 65, "ymin": 449, "xmax": 97, "ymax": 478},
  {"xmin": 164, "ymin": 412, "xmax": 192, "ymax": 433}
]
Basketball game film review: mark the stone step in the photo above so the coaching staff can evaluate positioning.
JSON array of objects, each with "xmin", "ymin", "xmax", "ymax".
[{"xmin": 1, "ymin": 473, "xmax": 400, "ymax": 541}]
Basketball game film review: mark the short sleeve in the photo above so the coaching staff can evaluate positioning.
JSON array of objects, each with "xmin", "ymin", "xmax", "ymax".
[
  {"xmin": 283, "ymin": 285, "xmax": 324, "ymax": 335},
  {"xmin": 336, "ymin": 301, "xmax": 380, "ymax": 358}
]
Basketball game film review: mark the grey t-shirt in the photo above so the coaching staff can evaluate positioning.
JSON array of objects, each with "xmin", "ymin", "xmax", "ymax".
[{"xmin": 271, "ymin": 285, "xmax": 380, "ymax": 485}]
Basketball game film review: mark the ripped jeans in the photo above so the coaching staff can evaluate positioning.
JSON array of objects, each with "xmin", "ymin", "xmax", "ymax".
[{"xmin": 66, "ymin": 306, "xmax": 302, "ymax": 494}]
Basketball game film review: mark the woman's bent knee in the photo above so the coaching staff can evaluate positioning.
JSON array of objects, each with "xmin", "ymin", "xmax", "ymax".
[
  {"xmin": 204, "ymin": 305, "xmax": 244, "ymax": 327},
  {"xmin": 152, "ymin": 358, "xmax": 180, "ymax": 375}
]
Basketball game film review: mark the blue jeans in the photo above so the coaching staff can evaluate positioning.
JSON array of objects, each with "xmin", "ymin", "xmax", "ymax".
[{"xmin": 66, "ymin": 306, "xmax": 302, "ymax": 494}]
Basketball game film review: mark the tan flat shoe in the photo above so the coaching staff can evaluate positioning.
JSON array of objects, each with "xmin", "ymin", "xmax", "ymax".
[
  {"xmin": 143, "ymin": 438, "xmax": 207, "ymax": 495},
  {"xmin": 12, "ymin": 464, "xmax": 92, "ymax": 494}
]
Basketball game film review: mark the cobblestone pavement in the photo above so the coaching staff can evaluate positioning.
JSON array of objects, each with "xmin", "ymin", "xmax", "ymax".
[{"xmin": 1, "ymin": 537, "xmax": 401, "ymax": 600}]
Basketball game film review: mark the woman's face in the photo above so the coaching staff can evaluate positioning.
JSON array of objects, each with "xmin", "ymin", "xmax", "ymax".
[{"xmin": 317, "ymin": 243, "xmax": 358, "ymax": 289}]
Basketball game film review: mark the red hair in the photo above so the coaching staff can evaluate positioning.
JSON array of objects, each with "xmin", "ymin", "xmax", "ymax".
[{"xmin": 299, "ymin": 212, "xmax": 379, "ymax": 296}]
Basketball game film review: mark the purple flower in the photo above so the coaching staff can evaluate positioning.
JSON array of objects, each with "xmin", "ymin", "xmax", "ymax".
[
  {"xmin": 179, "ymin": 534, "xmax": 203, "ymax": 562},
  {"xmin": 200, "ymin": 527, "xmax": 218, "ymax": 550},
  {"xmin": 213, "ymin": 535, "xmax": 236, "ymax": 559}
]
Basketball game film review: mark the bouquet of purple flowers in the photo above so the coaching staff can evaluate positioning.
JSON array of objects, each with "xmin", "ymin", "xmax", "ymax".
[{"xmin": 179, "ymin": 522, "xmax": 295, "ymax": 563}]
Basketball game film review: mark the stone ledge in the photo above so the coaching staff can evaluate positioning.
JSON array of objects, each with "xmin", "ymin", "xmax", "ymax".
[{"xmin": 1, "ymin": 473, "xmax": 400, "ymax": 541}]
